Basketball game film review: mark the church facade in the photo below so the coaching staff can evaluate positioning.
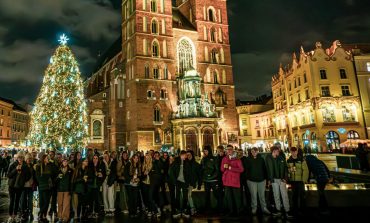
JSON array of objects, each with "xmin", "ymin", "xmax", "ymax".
[{"xmin": 86, "ymin": 0, "xmax": 239, "ymax": 152}]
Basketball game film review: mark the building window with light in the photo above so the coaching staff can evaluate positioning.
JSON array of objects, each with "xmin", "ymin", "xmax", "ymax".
[
  {"xmin": 321, "ymin": 104, "xmax": 336, "ymax": 123},
  {"xmin": 347, "ymin": 130, "xmax": 359, "ymax": 139},
  {"xmin": 342, "ymin": 104, "xmax": 357, "ymax": 122},
  {"xmin": 321, "ymin": 86, "xmax": 330, "ymax": 97},
  {"xmin": 341, "ymin": 85, "xmax": 351, "ymax": 96},
  {"xmin": 92, "ymin": 120, "xmax": 102, "ymax": 138},
  {"xmin": 339, "ymin": 69, "xmax": 347, "ymax": 79},
  {"xmin": 320, "ymin": 69, "xmax": 327, "ymax": 79}
]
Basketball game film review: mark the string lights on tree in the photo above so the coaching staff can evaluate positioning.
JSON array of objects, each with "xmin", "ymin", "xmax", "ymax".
[{"xmin": 28, "ymin": 34, "xmax": 88, "ymax": 151}]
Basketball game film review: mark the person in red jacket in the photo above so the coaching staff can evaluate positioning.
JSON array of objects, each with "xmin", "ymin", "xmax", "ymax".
[{"xmin": 221, "ymin": 145, "xmax": 244, "ymax": 216}]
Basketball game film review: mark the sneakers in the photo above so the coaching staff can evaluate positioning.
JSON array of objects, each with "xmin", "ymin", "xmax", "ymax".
[
  {"xmin": 147, "ymin": 212, "xmax": 153, "ymax": 217},
  {"xmin": 7, "ymin": 217, "xmax": 14, "ymax": 223},
  {"xmin": 172, "ymin": 211, "xmax": 181, "ymax": 218},
  {"xmin": 262, "ymin": 208, "xmax": 271, "ymax": 215},
  {"xmin": 272, "ymin": 211, "xmax": 282, "ymax": 216},
  {"xmin": 190, "ymin": 208, "xmax": 197, "ymax": 216},
  {"xmin": 182, "ymin": 212, "xmax": 190, "ymax": 218},
  {"xmin": 122, "ymin": 210, "xmax": 129, "ymax": 214},
  {"xmin": 285, "ymin": 212, "xmax": 294, "ymax": 219}
]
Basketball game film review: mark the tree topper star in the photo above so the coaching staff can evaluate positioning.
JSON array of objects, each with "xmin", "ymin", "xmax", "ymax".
[{"xmin": 58, "ymin": 34, "xmax": 69, "ymax": 45}]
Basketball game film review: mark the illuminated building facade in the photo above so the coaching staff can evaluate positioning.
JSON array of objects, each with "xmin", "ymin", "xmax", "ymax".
[
  {"xmin": 272, "ymin": 41, "xmax": 366, "ymax": 151},
  {"xmin": 86, "ymin": 0, "xmax": 239, "ymax": 151}
]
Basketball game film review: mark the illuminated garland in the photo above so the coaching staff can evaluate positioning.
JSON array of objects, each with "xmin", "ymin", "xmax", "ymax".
[{"xmin": 28, "ymin": 35, "xmax": 88, "ymax": 151}]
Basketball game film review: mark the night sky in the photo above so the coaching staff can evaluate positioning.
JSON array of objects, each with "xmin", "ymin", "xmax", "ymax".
[{"xmin": 1, "ymin": 0, "xmax": 370, "ymax": 105}]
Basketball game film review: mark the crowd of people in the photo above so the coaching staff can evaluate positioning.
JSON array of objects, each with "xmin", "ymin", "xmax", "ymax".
[{"xmin": 0, "ymin": 144, "xmax": 333, "ymax": 223}]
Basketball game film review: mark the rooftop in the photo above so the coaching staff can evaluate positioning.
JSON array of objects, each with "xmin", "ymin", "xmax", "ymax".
[{"xmin": 0, "ymin": 97, "xmax": 27, "ymax": 113}]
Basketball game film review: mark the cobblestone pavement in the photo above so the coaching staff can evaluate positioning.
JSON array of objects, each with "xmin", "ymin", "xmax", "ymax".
[{"xmin": 0, "ymin": 177, "xmax": 368, "ymax": 223}]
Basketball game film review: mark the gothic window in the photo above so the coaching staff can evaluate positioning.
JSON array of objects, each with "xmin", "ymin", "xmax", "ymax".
[
  {"xmin": 145, "ymin": 64, "xmax": 150, "ymax": 78},
  {"xmin": 342, "ymin": 104, "xmax": 357, "ymax": 122},
  {"xmin": 210, "ymin": 28, "xmax": 216, "ymax": 42},
  {"xmin": 154, "ymin": 106, "xmax": 161, "ymax": 122},
  {"xmin": 177, "ymin": 38, "xmax": 195, "ymax": 74},
  {"xmin": 153, "ymin": 65, "xmax": 159, "ymax": 79},
  {"xmin": 321, "ymin": 104, "xmax": 336, "ymax": 122},
  {"xmin": 160, "ymin": 89, "xmax": 167, "ymax": 99},
  {"xmin": 213, "ymin": 71, "xmax": 219, "ymax": 84},
  {"xmin": 163, "ymin": 65, "xmax": 168, "ymax": 79},
  {"xmin": 151, "ymin": 0, "xmax": 157, "ymax": 12},
  {"xmin": 304, "ymin": 72, "xmax": 307, "ymax": 83},
  {"xmin": 208, "ymin": 8, "xmax": 216, "ymax": 22},
  {"xmin": 152, "ymin": 40, "xmax": 159, "ymax": 57},
  {"xmin": 147, "ymin": 90, "xmax": 154, "ymax": 99},
  {"xmin": 211, "ymin": 49, "xmax": 218, "ymax": 64},
  {"xmin": 93, "ymin": 120, "xmax": 102, "ymax": 137},
  {"xmin": 151, "ymin": 19, "xmax": 158, "ymax": 34},
  {"xmin": 347, "ymin": 130, "xmax": 359, "ymax": 139}
]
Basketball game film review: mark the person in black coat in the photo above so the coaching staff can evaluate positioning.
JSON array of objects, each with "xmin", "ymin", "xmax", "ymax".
[
  {"xmin": 7, "ymin": 152, "xmax": 31, "ymax": 222},
  {"xmin": 186, "ymin": 150, "xmax": 201, "ymax": 215},
  {"xmin": 169, "ymin": 150, "xmax": 192, "ymax": 218},
  {"xmin": 87, "ymin": 154, "xmax": 106, "ymax": 217}
]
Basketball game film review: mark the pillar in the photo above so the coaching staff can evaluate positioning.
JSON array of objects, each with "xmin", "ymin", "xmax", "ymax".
[{"xmin": 198, "ymin": 128, "xmax": 203, "ymax": 152}]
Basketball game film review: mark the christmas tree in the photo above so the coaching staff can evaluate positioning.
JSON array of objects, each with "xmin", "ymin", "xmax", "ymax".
[{"xmin": 28, "ymin": 34, "xmax": 88, "ymax": 151}]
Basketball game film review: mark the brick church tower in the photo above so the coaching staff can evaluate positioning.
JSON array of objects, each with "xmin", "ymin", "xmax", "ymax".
[{"xmin": 86, "ymin": 0, "xmax": 238, "ymax": 152}]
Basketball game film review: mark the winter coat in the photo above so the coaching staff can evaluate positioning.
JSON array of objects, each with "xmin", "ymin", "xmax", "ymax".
[
  {"xmin": 187, "ymin": 157, "xmax": 201, "ymax": 187},
  {"xmin": 73, "ymin": 167, "xmax": 88, "ymax": 194},
  {"xmin": 87, "ymin": 161, "xmax": 106, "ymax": 188},
  {"xmin": 200, "ymin": 155, "xmax": 219, "ymax": 182},
  {"xmin": 168, "ymin": 157, "xmax": 191, "ymax": 186},
  {"xmin": 56, "ymin": 166, "xmax": 73, "ymax": 192},
  {"xmin": 116, "ymin": 159, "xmax": 129, "ymax": 183},
  {"xmin": 287, "ymin": 156, "xmax": 309, "ymax": 182},
  {"xmin": 7, "ymin": 161, "xmax": 31, "ymax": 188},
  {"xmin": 305, "ymin": 155, "xmax": 330, "ymax": 183},
  {"xmin": 265, "ymin": 154, "xmax": 288, "ymax": 181},
  {"xmin": 104, "ymin": 159, "xmax": 117, "ymax": 187},
  {"xmin": 35, "ymin": 163, "xmax": 54, "ymax": 191},
  {"xmin": 221, "ymin": 156, "xmax": 244, "ymax": 188},
  {"xmin": 245, "ymin": 155, "xmax": 267, "ymax": 182},
  {"xmin": 149, "ymin": 159, "xmax": 164, "ymax": 185}
]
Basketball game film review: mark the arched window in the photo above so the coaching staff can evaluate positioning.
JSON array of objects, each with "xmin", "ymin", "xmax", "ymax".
[
  {"xmin": 342, "ymin": 104, "xmax": 357, "ymax": 122},
  {"xmin": 144, "ymin": 64, "xmax": 150, "ymax": 78},
  {"xmin": 160, "ymin": 89, "xmax": 167, "ymax": 99},
  {"xmin": 203, "ymin": 129, "xmax": 214, "ymax": 147},
  {"xmin": 210, "ymin": 28, "xmax": 216, "ymax": 42},
  {"xmin": 347, "ymin": 130, "xmax": 360, "ymax": 139},
  {"xmin": 177, "ymin": 38, "xmax": 195, "ymax": 74},
  {"xmin": 93, "ymin": 120, "xmax": 102, "ymax": 137},
  {"xmin": 147, "ymin": 90, "xmax": 154, "ymax": 98},
  {"xmin": 152, "ymin": 40, "xmax": 159, "ymax": 57},
  {"xmin": 163, "ymin": 65, "xmax": 168, "ymax": 79},
  {"xmin": 151, "ymin": 0, "xmax": 157, "ymax": 12},
  {"xmin": 208, "ymin": 8, "xmax": 216, "ymax": 22},
  {"xmin": 211, "ymin": 49, "xmax": 218, "ymax": 64},
  {"xmin": 154, "ymin": 106, "xmax": 161, "ymax": 122},
  {"xmin": 153, "ymin": 65, "xmax": 159, "ymax": 79},
  {"xmin": 326, "ymin": 131, "xmax": 340, "ymax": 150},
  {"xmin": 151, "ymin": 19, "xmax": 158, "ymax": 34}
]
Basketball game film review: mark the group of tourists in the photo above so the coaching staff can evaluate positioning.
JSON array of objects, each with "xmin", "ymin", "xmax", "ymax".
[{"xmin": 0, "ymin": 144, "xmax": 332, "ymax": 223}]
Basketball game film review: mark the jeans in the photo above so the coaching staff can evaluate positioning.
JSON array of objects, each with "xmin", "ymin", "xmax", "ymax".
[
  {"xmin": 9, "ymin": 187, "xmax": 23, "ymax": 216},
  {"xmin": 88, "ymin": 187, "xmax": 101, "ymax": 214},
  {"xmin": 118, "ymin": 183, "xmax": 129, "ymax": 211},
  {"xmin": 127, "ymin": 185, "xmax": 139, "ymax": 215},
  {"xmin": 149, "ymin": 180, "xmax": 161, "ymax": 212},
  {"xmin": 21, "ymin": 187, "xmax": 34, "ymax": 216},
  {"xmin": 141, "ymin": 183, "xmax": 150, "ymax": 210},
  {"xmin": 271, "ymin": 179, "xmax": 290, "ymax": 212},
  {"xmin": 290, "ymin": 181, "xmax": 305, "ymax": 211},
  {"xmin": 39, "ymin": 190, "xmax": 51, "ymax": 218},
  {"xmin": 225, "ymin": 186, "xmax": 242, "ymax": 214},
  {"xmin": 247, "ymin": 180, "xmax": 267, "ymax": 211},
  {"xmin": 50, "ymin": 187, "xmax": 57, "ymax": 214},
  {"xmin": 204, "ymin": 181, "xmax": 218, "ymax": 210},
  {"xmin": 175, "ymin": 181, "xmax": 189, "ymax": 213},
  {"xmin": 317, "ymin": 182, "xmax": 328, "ymax": 210},
  {"xmin": 57, "ymin": 192, "xmax": 71, "ymax": 221},
  {"xmin": 102, "ymin": 181, "xmax": 115, "ymax": 212},
  {"xmin": 187, "ymin": 186, "xmax": 195, "ymax": 210}
]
